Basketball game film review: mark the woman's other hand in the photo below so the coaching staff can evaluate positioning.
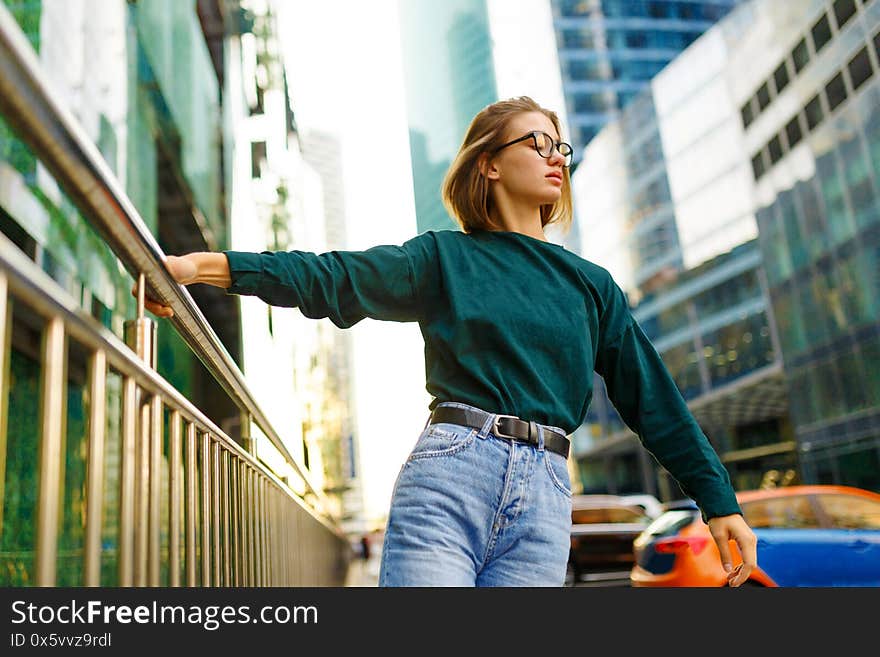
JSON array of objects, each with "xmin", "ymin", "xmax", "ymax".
[{"xmin": 707, "ymin": 513, "xmax": 758, "ymax": 587}]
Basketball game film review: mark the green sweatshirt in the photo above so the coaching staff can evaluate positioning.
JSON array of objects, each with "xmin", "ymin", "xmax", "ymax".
[{"xmin": 224, "ymin": 228, "xmax": 741, "ymax": 520}]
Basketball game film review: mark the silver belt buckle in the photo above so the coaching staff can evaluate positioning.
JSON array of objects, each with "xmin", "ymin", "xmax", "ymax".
[{"xmin": 492, "ymin": 414, "xmax": 520, "ymax": 440}]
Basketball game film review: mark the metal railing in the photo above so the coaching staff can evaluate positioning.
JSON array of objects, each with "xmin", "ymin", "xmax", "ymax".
[{"xmin": 0, "ymin": 4, "xmax": 349, "ymax": 585}]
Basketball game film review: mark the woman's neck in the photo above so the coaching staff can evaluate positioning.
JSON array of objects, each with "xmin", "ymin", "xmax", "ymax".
[{"xmin": 487, "ymin": 202, "xmax": 547, "ymax": 242}]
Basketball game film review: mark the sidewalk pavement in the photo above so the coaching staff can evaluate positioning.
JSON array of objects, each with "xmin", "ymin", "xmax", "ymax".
[{"xmin": 344, "ymin": 553, "xmax": 380, "ymax": 587}]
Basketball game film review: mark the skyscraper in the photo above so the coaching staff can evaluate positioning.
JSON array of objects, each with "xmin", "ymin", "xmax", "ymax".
[
  {"xmin": 551, "ymin": 0, "xmax": 742, "ymax": 162},
  {"xmin": 399, "ymin": 0, "xmax": 498, "ymax": 232}
]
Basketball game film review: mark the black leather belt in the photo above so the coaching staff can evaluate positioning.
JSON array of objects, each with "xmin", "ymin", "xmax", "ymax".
[{"xmin": 429, "ymin": 406, "xmax": 570, "ymax": 459}]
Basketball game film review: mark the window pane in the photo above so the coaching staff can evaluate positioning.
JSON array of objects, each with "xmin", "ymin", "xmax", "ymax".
[
  {"xmin": 825, "ymin": 71, "xmax": 848, "ymax": 111},
  {"xmin": 751, "ymin": 151, "xmax": 766, "ymax": 180},
  {"xmin": 832, "ymin": 0, "xmax": 857, "ymax": 30},
  {"xmin": 811, "ymin": 13, "xmax": 832, "ymax": 54},
  {"xmin": 847, "ymin": 47, "xmax": 873, "ymax": 91},
  {"xmin": 742, "ymin": 496, "xmax": 821, "ymax": 529},
  {"xmin": 774, "ymin": 61, "xmax": 790, "ymax": 93},
  {"xmin": 792, "ymin": 38, "xmax": 810, "ymax": 73},
  {"xmin": 805, "ymin": 94, "xmax": 824, "ymax": 130},
  {"xmin": 768, "ymin": 134, "xmax": 783, "ymax": 163},
  {"xmin": 756, "ymin": 82, "xmax": 771, "ymax": 110},
  {"xmin": 785, "ymin": 115, "xmax": 803, "ymax": 148},
  {"xmin": 741, "ymin": 100, "xmax": 755, "ymax": 128},
  {"xmin": 819, "ymin": 494, "xmax": 880, "ymax": 529}
]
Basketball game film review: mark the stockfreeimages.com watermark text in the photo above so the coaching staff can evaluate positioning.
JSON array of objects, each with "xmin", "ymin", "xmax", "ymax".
[{"xmin": 10, "ymin": 599, "xmax": 317, "ymax": 632}]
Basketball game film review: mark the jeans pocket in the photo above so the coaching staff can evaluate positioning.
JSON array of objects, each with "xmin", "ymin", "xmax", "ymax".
[
  {"xmin": 406, "ymin": 423, "xmax": 477, "ymax": 462},
  {"xmin": 544, "ymin": 451, "xmax": 572, "ymax": 497}
]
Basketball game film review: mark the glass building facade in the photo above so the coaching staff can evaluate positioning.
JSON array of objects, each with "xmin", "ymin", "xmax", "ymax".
[
  {"xmin": 398, "ymin": 0, "xmax": 498, "ymax": 232},
  {"xmin": 0, "ymin": 0, "xmax": 239, "ymax": 584},
  {"xmin": 550, "ymin": 0, "xmax": 742, "ymax": 161},
  {"xmin": 746, "ymin": 0, "xmax": 880, "ymax": 492},
  {"xmin": 571, "ymin": 0, "xmax": 816, "ymax": 500}
]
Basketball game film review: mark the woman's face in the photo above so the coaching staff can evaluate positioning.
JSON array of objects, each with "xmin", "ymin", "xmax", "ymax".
[{"xmin": 487, "ymin": 110, "xmax": 567, "ymax": 207}]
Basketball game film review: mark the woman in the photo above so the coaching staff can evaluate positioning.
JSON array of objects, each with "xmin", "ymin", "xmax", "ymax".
[{"xmin": 142, "ymin": 96, "xmax": 757, "ymax": 587}]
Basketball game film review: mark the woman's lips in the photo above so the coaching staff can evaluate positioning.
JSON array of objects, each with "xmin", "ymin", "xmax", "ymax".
[{"xmin": 546, "ymin": 173, "xmax": 563, "ymax": 185}]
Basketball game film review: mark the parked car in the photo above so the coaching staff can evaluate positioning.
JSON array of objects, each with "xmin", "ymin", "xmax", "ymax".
[
  {"xmin": 630, "ymin": 485, "xmax": 880, "ymax": 587},
  {"xmin": 566, "ymin": 493, "xmax": 662, "ymax": 585}
]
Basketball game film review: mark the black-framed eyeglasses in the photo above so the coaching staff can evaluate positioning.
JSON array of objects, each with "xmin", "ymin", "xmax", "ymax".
[{"xmin": 495, "ymin": 131, "xmax": 573, "ymax": 168}]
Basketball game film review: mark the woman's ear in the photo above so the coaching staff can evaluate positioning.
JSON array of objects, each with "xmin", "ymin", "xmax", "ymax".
[{"xmin": 477, "ymin": 153, "xmax": 500, "ymax": 180}]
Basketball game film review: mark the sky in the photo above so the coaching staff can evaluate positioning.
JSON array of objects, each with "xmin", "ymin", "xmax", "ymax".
[{"xmin": 276, "ymin": 0, "xmax": 432, "ymax": 527}]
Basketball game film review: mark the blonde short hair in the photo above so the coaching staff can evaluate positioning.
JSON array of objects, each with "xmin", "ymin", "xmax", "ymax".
[{"xmin": 441, "ymin": 96, "xmax": 573, "ymax": 235}]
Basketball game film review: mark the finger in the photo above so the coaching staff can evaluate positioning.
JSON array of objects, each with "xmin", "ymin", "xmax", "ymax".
[
  {"xmin": 732, "ymin": 536, "xmax": 758, "ymax": 587},
  {"xmin": 144, "ymin": 299, "xmax": 173, "ymax": 318},
  {"xmin": 713, "ymin": 533, "xmax": 734, "ymax": 575}
]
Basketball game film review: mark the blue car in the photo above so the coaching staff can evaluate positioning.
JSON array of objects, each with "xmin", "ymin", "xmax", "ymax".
[{"xmin": 631, "ymin": 485, "xmax": 880, "ymax": 587}]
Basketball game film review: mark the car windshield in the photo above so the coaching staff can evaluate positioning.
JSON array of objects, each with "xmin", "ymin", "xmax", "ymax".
[{"xmin": 640, "ymin": 510, "xmax": 699, "ymax": 537}]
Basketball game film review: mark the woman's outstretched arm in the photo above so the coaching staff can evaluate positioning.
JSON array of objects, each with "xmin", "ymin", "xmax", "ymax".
[{"xmin": 136, "ymin": 236, "xmax": 437, "ymax": 327}]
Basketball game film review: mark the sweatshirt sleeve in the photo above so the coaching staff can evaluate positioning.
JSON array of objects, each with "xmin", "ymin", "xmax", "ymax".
[
  {"xmin": 223, "ymin": 235, "xmax": 433, "ymax": 328},
  {"xmin": 593, "ymin": 276, "xmax": 742, "ymax": 523}
]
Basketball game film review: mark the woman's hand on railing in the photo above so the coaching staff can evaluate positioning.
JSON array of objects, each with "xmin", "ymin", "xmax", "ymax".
[{"xmin": 132, "ymin": 253, "xmax": 227, "ymax": 318}]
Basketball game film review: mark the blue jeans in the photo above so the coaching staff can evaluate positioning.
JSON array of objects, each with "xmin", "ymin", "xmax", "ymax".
[{"xmin": 379, "ymin": 401, "xmax": 573, "ymax": 586}]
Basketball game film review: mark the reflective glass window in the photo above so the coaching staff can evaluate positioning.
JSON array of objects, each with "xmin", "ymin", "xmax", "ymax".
[
  {"xmin": 832, "ymin": 0, "xmax": 857, "ymax": 30},
  {"xmin": 562, "ymin": 29, "xmax": 596, "ymax": 49},
  {"xmin": 558, "ymin": 0, "xmax": 592, "ymax": 17},
  {"xmin": 811, "ymin": 13, "xmax": 832, "ymax": 54},
  {"xmin": 579, "ymin": 126, "xmax": 598, "ymax": 146},
  {"xmin": 573, "ymin": 92, "xmax": 613, "ymax": 114},
  {"xmin": 862, "ymin": 335, "xmax": 880, "ymax": 407},
  {"xmin": 566, "ymin": 59, "xmax": 606, "ymax": 81},
  {"xmin": 838, "ymin": 132, "xmax": 875, "ymax": 229},
  {"xmin": 788, "ymin": 363, "xmax": 821, "ymax": 424},
  {"xmin": 626, "ymin": 31, "xmax": 648, "ymax": 48},
  {"xmin": 772, "ymin": 283, "xmax": 807, "ymax": 355},
  {"xmin": 785, "ymin": 115, "xmax": 803, "ymax": 148},
  {"xmin": 773, "ymin": 60, "xmax": 790, "ymax": 94},
  {"xmin": 784, "ymin": 188, "xmax": 810, "ymax": 269},
  {"xmin": 792, "ymin": 38, "xmax": 810, "ymax": 73},
  {"xmin": 796, "ymin": 179, "xmax": 826, "ymax": 262},
  {"xmin": 701, "ymin": 314, "xmax": 772, "ymax": 388},
  {"xmin": 647, "ymin": 1, "xmax": 670, "ymax": 18},
  {"xmin": 818, "ymin": 146, "xmax": 855, "ymax": 245},
  {"xmin": 661, "ymin": 341, "xmax": 702, "ymax": 400},
  {"xmin": 805, "ymin": 93, "xmax": 824, "ymax": 130},
  {"xmin": 825, "ymin": 71, "xmax": 848, "ymax": 111},
  {"xmin": 742, "ymin": 496, "xmax": 821, "ymax": 529},
  {"xmin": 819, "ymin": 493, "xmax": 880, "ymax": 529},
  {"xmin": 814, "ymin": 356, "xmax": 845, "ymax": 417},
  {"xmin": 864, "ymin": 85, "xmax": 880, "ymax": 179},
  {"xmin": 847, "ymin": 47, "xmax": 873, "ymax": 91},
  {"xmin": 756, "ymin": 82, "xmax": 771, "ymax": 111},
  {"xmin": 693, "ymin": 269, "xmax": 760, "ymax": 319},
  {"xmin": 798, "ymin": 278, "xmax": 827, "ymax": 345},
  {"xmin": 836, "ymin": 345, "xmax": 870, "ymax": 412}
]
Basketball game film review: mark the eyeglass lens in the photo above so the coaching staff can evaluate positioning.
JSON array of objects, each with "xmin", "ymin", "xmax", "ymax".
[{"xmin": 534, "ymin": 132, "xmax": 571, "ymax": 165}]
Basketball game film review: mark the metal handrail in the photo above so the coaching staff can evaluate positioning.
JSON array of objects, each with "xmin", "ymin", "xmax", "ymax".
[
  {"xmin": 0, "ymin": 3, "xmax": 333, "ymax": 518},
  {"xmin": 0, "ymin": 231, "xmax": 347, "ymax": 585}
]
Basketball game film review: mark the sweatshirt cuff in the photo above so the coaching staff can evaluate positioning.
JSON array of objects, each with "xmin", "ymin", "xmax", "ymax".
[{"xmin": 223, "ymin": 250, "xmax": 265, "ymax": 295}]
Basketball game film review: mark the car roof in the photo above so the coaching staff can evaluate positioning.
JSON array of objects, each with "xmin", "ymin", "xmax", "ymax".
[{"xmin": 735, "ymin": 485, "xmax": 880, "ymax": 504}]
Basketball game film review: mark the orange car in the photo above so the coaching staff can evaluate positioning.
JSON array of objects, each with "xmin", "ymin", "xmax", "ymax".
[{"xmin": 630, "ymin": 485, "xmax": 880, "ymax": 587}]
